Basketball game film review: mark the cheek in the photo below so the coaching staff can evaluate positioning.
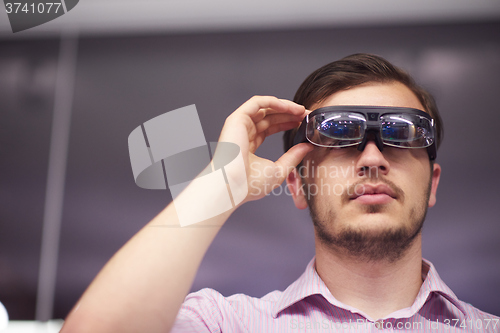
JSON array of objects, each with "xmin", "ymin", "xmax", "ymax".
[
  {"xmin": 306, "ymin": 146, "xmax": 361, "ymax": 163},
  {"xmin": 382, "ymin": 146, "xmax": 426, "ymax": 162},
  {"xmin": 397, "ymin": 164, "xmax": 432, "ymax": 200}
]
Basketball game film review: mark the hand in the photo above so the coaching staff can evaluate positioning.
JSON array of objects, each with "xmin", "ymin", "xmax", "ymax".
[{"xmin": 218, "ymin": 96, "xmax": 314, "ymax": 203}]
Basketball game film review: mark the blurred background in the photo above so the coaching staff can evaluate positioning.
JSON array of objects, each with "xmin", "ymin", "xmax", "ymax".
[{"xmin": 1, "ymin": 0, "xmax": 500, "ymax": 321}]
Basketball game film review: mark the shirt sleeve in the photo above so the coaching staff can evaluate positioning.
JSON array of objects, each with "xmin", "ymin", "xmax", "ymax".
[{"xmin": 171, "ymin": 288, "xmax": 224, "ymax": 333}]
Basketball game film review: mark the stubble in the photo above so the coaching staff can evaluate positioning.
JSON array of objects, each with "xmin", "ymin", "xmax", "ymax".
[{"xmin": 306, "ymin": 177, "xmax": 431, "ymax": 263}]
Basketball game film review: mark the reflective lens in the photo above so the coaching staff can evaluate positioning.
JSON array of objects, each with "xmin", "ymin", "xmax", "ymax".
[
  {"xmin": 380, "ymin": 114, "xmax": 434, "ymax": 148},
  {"xmin": 306, "ymin": 112, "xmax": 366, "ymax": 147},
  {"xmin": 305, "ymin": 112, "xmax": 434, "ymax": 148}
]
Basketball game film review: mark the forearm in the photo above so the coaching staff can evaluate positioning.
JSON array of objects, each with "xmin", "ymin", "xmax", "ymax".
[
  {"xmin": 61, "ymin": 197, "xmax": 233, "ymax": 333},
  {"xmin": 60, "ymin": 96, "xmax": 310, "ymax": 333}
]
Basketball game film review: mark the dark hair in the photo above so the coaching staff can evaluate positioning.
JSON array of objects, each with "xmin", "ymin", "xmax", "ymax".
[{"xmin": 283, "ymin": 53, "xmax": 443, "ymax": 154}]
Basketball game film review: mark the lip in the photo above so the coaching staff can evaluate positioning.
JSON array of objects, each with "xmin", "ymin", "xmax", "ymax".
[{"xmin": 349, "ymin": 184, "xmax": 397, "ymax": 205}]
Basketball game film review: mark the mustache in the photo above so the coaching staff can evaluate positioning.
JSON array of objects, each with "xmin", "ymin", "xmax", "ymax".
[{"xmin": 341, "ymin": 177, "xmax": 405, "ymax": 204}]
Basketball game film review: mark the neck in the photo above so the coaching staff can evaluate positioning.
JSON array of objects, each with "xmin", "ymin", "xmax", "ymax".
[{"xmin": 315, "ymin": 234, "xmax": 423, "ymax": 320}]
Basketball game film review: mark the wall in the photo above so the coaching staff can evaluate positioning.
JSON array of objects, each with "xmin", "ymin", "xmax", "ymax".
[{"xmin": 1, "ymin": 21, "xmax": 499, "ymax": 319}]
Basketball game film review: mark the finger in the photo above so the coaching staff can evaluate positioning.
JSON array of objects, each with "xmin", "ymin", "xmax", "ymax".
[
  {"xmin": 273, "ymin": 143, "xmax": 315, "ymax": 183},
  {"xmin": 255, "ymin": 104, "xmax": 306, "ymax": 116},
  {"xmin": 251, "ymin": 104, "xmax": 309, "ymax": 125},
  {"xmin": 236, "ymin": 96, "xmax": 305, "ymax": 118},
  {"xmin": 278, "ymin": 98, "xmax": 306, "ymax": 110},
  {"xmin": 251, "ymin": 108, "xmax": 304, "ymax": 124},
  {"xmin": 249, "ymin": 121, "xmax": 302, "ymax": 153},
  {"xmin": 249, "ymin": 107, "xmax": 273, "ymax": 123},
  {"xmin": 218, "ymin": 115, "xmax": 253, "ymax": 151},
  {"xmin": 261, "ymin": 121, "xmax": 301, "ymax": 138},
  {"xmin": 254, "ymin": 113, "xmax": 304, "ymax": 134},
  {"xmin": 219, "ymin": 97, "xmax": 305, "ymax": 153}
]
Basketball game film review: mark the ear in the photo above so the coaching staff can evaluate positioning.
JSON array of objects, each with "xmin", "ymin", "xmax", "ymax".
[
  {"xmin": 286, "ymin": 168, "xmax": 309, "ymax": 210},
  {"xmin": 428, "ymin": 163, "xmax": 441, "ymax": 208}
]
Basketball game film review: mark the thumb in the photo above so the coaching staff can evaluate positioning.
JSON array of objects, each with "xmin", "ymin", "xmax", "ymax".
[{"xmin": 274, "ymin": 143, "xmax": 314, "ymax": 183}]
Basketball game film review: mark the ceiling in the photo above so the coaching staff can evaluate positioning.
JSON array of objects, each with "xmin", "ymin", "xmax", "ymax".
[{"xmin": 1, "ymin": 0, "xmax": 500, "ymax": 38}]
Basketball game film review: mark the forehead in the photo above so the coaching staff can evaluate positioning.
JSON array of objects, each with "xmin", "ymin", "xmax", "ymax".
[{"xmin": 313, "ymin": 81, "xmax": 425, "ymax": 111}]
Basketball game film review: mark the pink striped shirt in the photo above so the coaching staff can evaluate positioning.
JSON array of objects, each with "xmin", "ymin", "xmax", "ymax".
[{"xmin": 172, "ymin": 258, "xmax": 499, "ymax": 332}]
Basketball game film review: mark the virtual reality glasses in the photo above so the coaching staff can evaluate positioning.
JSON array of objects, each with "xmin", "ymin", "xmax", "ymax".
[{"xmin": 293, "ymin": 105, "xmax": 437, "ymax": 160}]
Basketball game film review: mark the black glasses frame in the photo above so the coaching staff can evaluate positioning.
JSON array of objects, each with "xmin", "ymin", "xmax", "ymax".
[{"xmin": 292, "ymin": 105, "xmax": 437, "ymax": 160}]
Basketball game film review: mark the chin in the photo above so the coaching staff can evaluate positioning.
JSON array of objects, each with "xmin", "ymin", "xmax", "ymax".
[{"xmin": 346, "ymin": 217, "xmax": 405, "ymax": 234}]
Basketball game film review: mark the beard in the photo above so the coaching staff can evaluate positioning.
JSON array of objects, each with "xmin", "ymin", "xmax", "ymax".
[{"xmin": 306, "ymin": 176, "xmax": 432, "ymax": 263}]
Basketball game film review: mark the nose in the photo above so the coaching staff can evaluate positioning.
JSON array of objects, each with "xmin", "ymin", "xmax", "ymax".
[{"xmin": 356, "ymin": 140, "xmax": 390, "ymax": 178}]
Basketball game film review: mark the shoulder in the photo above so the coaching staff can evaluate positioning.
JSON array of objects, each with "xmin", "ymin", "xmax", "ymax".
[
  {"xmin": 459, "ymin": 300, "xmax": 500, "ymax": 320},
  {"xmin": 182, "ymin": 287, "xmax": 282, "ymax": 313},
  {"xmin": 455, "ymin": 299, "xmax": 500, "ymax": 332},
  {"xmin": 172, "ymin": 288, "xmax": 283, "ymax": 332}
]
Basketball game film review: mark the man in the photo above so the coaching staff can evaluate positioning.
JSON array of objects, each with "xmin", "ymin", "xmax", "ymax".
[{"xmin": 61, "ymin": 54, "xmax": 499, "ymax": 332}]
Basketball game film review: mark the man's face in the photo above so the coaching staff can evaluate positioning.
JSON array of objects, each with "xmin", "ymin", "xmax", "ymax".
[{"xmin": 287, "ymin": 81, "xmax": 441, "ymax": 262}]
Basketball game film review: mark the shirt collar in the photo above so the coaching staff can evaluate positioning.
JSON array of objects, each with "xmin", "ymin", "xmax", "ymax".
[
  {"xmin": 414, "ymin": 259, "xmax": 467, "ymax": 316},
  {"xmin": 272, "ymin": 257, "xmax": 466, "ymax": 319}
]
